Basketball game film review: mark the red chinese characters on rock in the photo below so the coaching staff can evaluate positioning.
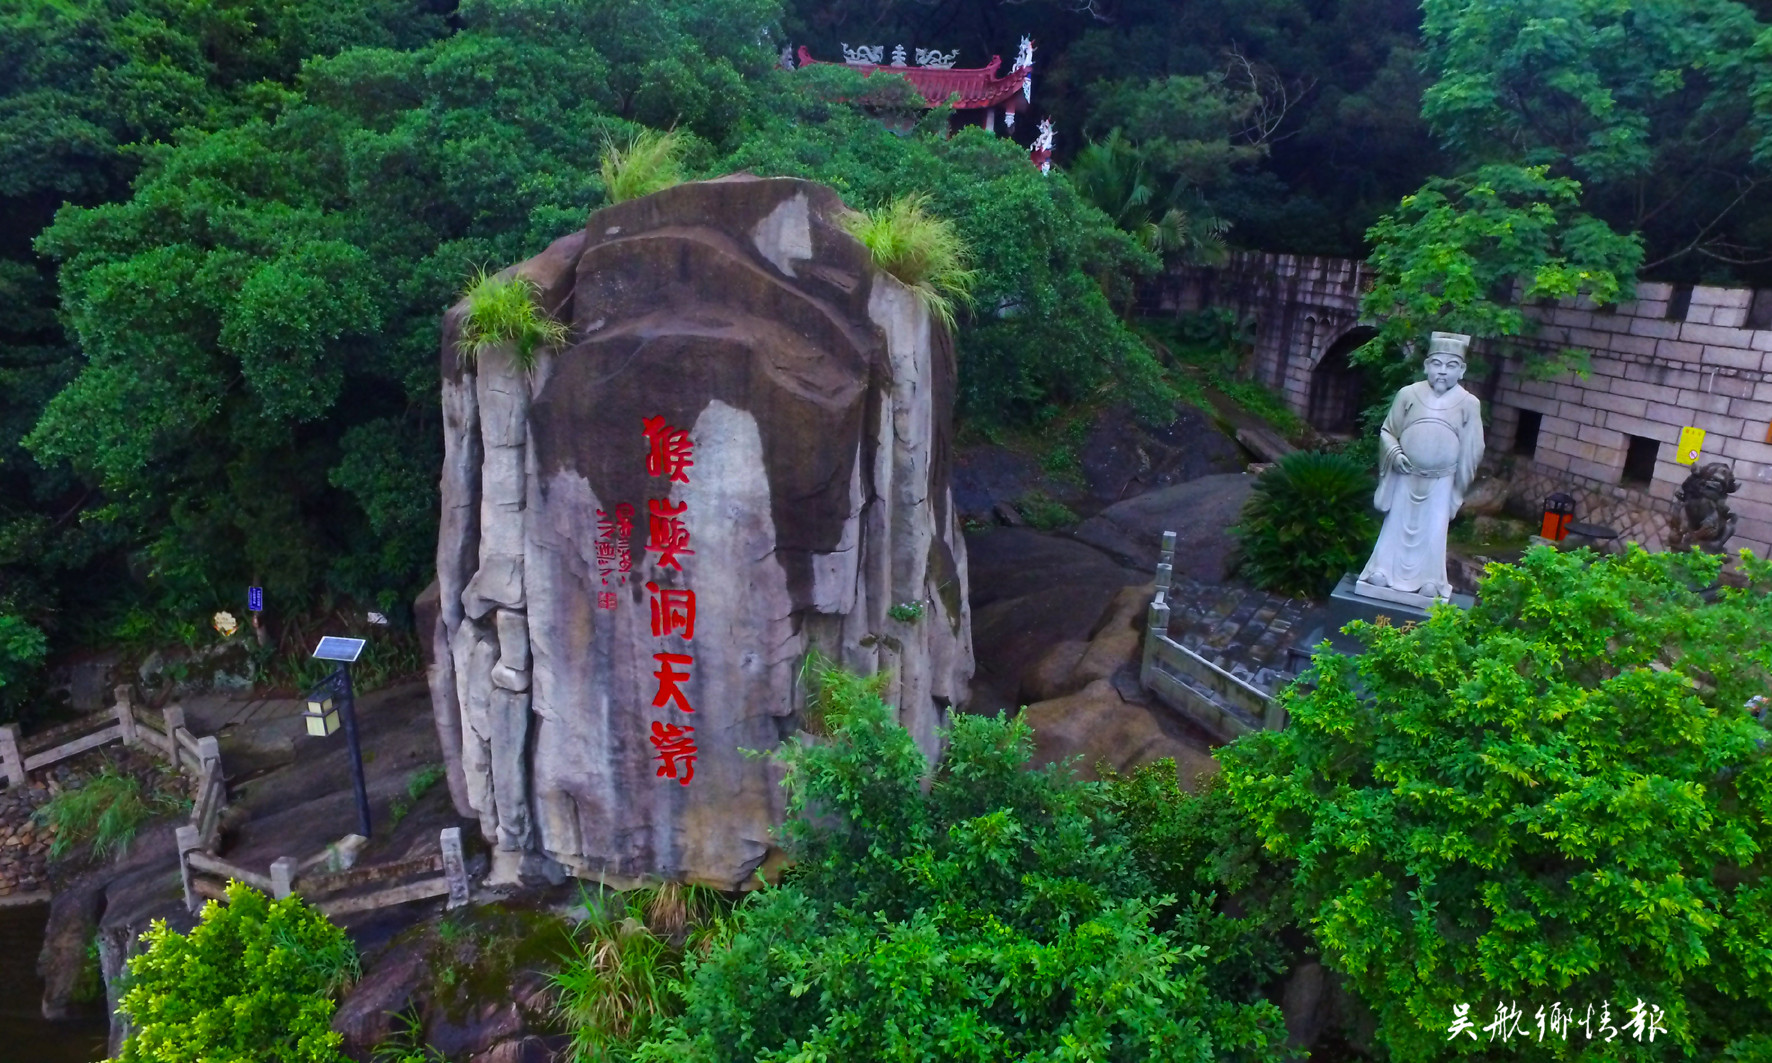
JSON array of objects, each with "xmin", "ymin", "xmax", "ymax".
[
  {"xmin": 642, "ymin": 416, "xmax": 698, "ymax": 785},
  {"xmin": 594, "ymin": 503, "xmax": 635, "ymax": 610},
  {"xmin": 650, "ymin": 720, "xmax": 697, "ymax": 784},
  {"xmin": 646, "ymin": 499, "xmax": 693, "ymax": 570},
  {"xmin": 643, "ymin": 415, "xmax": 695, "ymax": 483}
]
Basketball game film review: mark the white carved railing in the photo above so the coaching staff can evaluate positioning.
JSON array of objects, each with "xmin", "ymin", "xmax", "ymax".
[{"xmin": 1139, "ymin": 531, "xmax": 1288, "ymax": 741}]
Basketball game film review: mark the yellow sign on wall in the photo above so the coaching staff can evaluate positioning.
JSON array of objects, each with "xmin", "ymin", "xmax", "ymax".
[{"xmin": 1676, "ymin": 425, "xmax": 1706, "ymax": 465}]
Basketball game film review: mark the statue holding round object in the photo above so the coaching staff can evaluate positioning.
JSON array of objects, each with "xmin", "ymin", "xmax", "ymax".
[{"xmin": 1356, "ymin": 332, "xmax": 1486, "ymax": 605}]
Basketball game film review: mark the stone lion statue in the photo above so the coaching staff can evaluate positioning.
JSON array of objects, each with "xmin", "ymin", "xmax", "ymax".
[{"xmin": 1673, "ymin": 461, "xmax": 1739, "ymax": 552}]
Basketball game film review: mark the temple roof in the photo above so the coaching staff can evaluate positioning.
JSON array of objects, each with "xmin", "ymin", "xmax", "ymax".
[{"xmin": 795, "ymin": 47, "xmax": 1030, "ymax": 111}]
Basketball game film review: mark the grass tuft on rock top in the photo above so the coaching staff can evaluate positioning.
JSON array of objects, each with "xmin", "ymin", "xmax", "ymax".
[
  {"xmin": 456, "ymin": 269, "xmax": 569, "ymax": 374},
  {"xmin": 1232, "ymin": 449, "xmax": 1378, "ymax": 598},
  {"xmin": 601, "ymin": 127, "xmax": 688, "ymax": 205},
  {"xmin": 840, "ymin": 192, "xmax": 978, "ymax": 332}
]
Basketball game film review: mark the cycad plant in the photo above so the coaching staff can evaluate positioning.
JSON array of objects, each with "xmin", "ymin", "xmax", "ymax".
[
  {"xmin": 1231, "ymin": 450, "xmax": 1378, "ymax": 598},
  {"xmin": 600, "ymin": 128, "xmax": 687, "ymax": 205},
  {"xmin": 455, "ymin": 269, "xmax": 570, "ymax": 373},
  {"xmin": 838, "ymin": 193, "xmax": 978, "ymax": 331}
]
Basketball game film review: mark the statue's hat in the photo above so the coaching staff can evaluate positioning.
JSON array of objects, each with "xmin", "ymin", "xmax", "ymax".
[{"xmin": 1428, "ymin": 332, "xmax": 1472, "ymax": 360}]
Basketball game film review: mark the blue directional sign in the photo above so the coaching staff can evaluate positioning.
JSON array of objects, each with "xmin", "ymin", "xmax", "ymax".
[{"xmin": 248, "ymin": 587, "xmax": 264, "ymax": 612}]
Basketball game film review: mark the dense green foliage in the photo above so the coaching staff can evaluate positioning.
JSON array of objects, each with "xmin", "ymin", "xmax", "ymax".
[
  {"xmin": 6, "ymin": 0, "xmax": 775, "ymax": 694},
  {"xmin": 1232, "ymin": 451, "xmax": 1379, "ymax": 598},
  {"xmin": 1222, "ymin": 546, "xmax": 1772, "ymax": 1060},
  {"xmin": 721, "ymin": 69, "xmax": 1172, "ymax": 425},
  {"xmin": 1360, "ymin": 164, "xmax": 1645, "ymax": 375},
  {"xmin": 117, "ymin": 881, "xmax": 360, "ymax": 1062},
  {"xmin": 638, "ymin": 663, "xmax": 1288, "ymax": 1062}
]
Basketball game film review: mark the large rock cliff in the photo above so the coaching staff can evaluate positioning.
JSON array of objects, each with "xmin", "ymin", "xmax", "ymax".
[{"xmin": 426, "ymin": 176, "xmax": 973, "ymax": 889}]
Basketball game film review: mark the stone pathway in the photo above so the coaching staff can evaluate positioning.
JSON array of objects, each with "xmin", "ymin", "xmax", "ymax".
[{"xmin": 1162, "ymin": 577, "xmax": 1321, "ymax": 695}]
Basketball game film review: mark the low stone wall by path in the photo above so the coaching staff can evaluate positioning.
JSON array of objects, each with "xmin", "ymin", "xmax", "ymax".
[{"xmin": 0, "ymin": 781, "xmax": 53, "ymax": 898}]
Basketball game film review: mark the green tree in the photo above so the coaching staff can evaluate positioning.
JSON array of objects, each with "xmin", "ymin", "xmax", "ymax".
[
  {"xmin": 1358, "ymin": 163, "xmax": 1644, "ymax": 377},
  {"xmin": 26, "ymin": 0, "xmax": 780, "ymax": 628},
  {"xmin": 1418, "ymin": 0, "xmax": 1772, "ymax": 281},
  {"xmin": 639, "ymin": 663, "xmax": 1289, "ymax": 1062},
  {"xmin": 1221, "ymin": 546, "xmax": 1772, "ymax": 1060},
  {"xmin": 117, "ymin": 880, "xmax": 360, "ymax": 1062}
]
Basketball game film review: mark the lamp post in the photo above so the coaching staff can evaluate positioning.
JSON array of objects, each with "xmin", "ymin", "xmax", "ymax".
[{"xmin": 305, "ymin": 637, "xmax": 372, "ymax": 838}]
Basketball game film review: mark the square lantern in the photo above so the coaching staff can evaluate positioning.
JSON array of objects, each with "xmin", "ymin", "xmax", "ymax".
[
  {"xmin": 1540, "ymin": 492, "xmax": 1576, "ymax": 542},
  {"xmin": 304, "ymin": 689, "xmax": 340, "ymax": 737}
]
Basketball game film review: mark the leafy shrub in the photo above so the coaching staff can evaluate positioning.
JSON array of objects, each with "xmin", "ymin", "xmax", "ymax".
[
  {"xmin": 635, "ymin": 664, "xmax": 1287, "ymax": 1062},
  {"xmin": 1231, "ymin": 450, "xmax": 1377, "ymax": 597},
  {"xmin": 886, "ymin": 601, "xmax": 924, "ymax": 623},
  {"xmin": 601, "ymin": 128, "xmax": 688, "ymax": 205},
  {"xmin": 456, "ymin": 269, "xmax": 570, "ymax": 374},
  {"xmin": 118, "ymin": 881, "xmax": 358, "ymax": 1062},
  {"xmin": 1016, "ymin": 490, "xmax": 1081, "ymax": 529},
  {"xmin": 839, "ymin": 192, "xmax": 978, "ymax": 331},
  {"xmin": 35, "ymin": 765, "xmax": 184, "ymax": 859},
  {"xmin": 1222, "ymin": 546, "xmax": 1772, "ymax": 1060},
  {"xmin": 0, "ymin": 612, "xmax": 48, "ymax": 723}
]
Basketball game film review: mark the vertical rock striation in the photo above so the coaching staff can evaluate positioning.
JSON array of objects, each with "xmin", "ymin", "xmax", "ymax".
[{"xmin": 428, "ymin": 177, "xmax": 973, "ymax": 889}]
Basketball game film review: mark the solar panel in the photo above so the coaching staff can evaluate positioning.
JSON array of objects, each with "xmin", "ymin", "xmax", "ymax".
[{"xmin": 313, "ymin": 636, "xmax": 367, "ymax": 662}]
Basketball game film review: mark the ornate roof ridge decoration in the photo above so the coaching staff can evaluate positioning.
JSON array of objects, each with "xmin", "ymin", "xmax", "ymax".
[
  {"xmin": 796, "ymin": 44, "xmax": 1034, "ymax": 112},
  {"xmin": 1030, "ymin": 118, "xmax": 1055, "ymax": 175}
]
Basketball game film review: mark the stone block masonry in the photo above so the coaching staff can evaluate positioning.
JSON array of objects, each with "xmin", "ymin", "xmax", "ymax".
[{"xmin": 1162, "ymin": 253, "xmax": 1772, "ymax": 557}]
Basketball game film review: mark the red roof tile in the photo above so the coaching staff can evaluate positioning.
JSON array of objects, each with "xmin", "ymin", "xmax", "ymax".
[{"xmin": 796, "ymin": 47, "xmax": 1029, "ymax": 110}]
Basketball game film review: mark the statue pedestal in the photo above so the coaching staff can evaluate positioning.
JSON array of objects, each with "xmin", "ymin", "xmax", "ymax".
[{"xmin": 1296, "ymin": 574, "xmax": 1474, "ymax": 660}]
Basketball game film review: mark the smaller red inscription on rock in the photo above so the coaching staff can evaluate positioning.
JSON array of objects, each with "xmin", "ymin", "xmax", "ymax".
[
  {"xmin": 646, "ymin": 500, "xmax": 694, "ymax": 569},
  {"xmin": 642, "ymin": 416, "xmax": 695, "ymax": 484},
  {"xmin": 651, "ymin": 652, "xmax": 695, "ymax": 713},
  {"xmin": 646, "ymin": 582, "xmax": 696, "ymax": 640},
  {"xmin": 597, "ymin": 592, "xmax": 617, "ymax": 611},
  {"xmin": 650, "ymin": 720, "xmax": 697, "ymax": 785}
]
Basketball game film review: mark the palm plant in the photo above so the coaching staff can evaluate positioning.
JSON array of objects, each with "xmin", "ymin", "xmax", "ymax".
[
  {"xmin": 455, "ymin": 269, "xmax": 570, "ymax": 373},
  {"xmin": 600, "ymin": 128, "xmax": 687, "ymax": 205},
  {"xmin": 839, "ymin": 193, "xmax": 978, "ymax": 332},
  {"xmin": 1231, "ymin": 450, "xmax": 1379, "ymax": 598},
  {"xmin": 1069, "ymin": 130, "xmax": 1229, "ymax": 265}
]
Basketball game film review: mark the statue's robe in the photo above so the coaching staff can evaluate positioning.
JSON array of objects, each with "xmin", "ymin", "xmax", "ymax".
[{"xmin": 1358, "ymin": 381, "xmax": 1484, "ymax": 599}]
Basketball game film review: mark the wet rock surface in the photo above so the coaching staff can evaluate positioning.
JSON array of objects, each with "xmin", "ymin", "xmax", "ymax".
[{"xmin": 1071, "ymin": 472, "xmax": 1256, "ymax": 581}]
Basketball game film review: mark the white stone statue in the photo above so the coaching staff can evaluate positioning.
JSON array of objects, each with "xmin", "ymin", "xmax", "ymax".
[{"xmin": 1356, "ymin": 332, "xmax": 1485, "ymax": 606}]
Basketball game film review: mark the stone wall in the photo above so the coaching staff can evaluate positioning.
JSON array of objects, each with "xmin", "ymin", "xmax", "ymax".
[
  {"xmin": 1489, "ymin": 283, "xmax": 1772, "ymax": 554},
  {"xmin": 1161, "ymin": 253, "xmax": 1772, "ymax": 556}
]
